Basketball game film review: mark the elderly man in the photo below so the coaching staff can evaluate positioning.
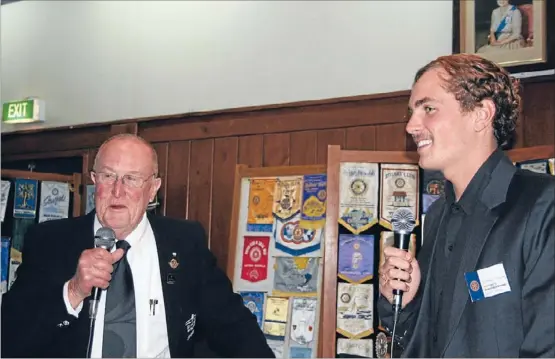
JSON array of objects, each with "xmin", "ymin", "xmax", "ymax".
[
  {"xmin": 378, "ymin": 54, "xmax": 554, "ymax": 357},
  {"xmin": 1, "ymin": 134, "xmax": 274, "ymax": 358}
]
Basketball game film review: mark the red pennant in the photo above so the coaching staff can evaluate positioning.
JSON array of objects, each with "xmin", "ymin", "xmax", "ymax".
[{"xmin": 241, "ymin": 236, "xmax": 270, "ymax": 282}]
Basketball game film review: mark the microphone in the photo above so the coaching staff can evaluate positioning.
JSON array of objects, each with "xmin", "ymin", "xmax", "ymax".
[
  {"xmin": 86, "ymin": 227, "xmax": 115, "ymax": 358},
  {"xmin": 389, "ymin": 207, "xmax": 416, "ymax": 358},
  {"xmin": 90, "ymin": 227, "xmax": 116, "ymax": 319},
  {"xmin": 391, "ymin": 207, "xmax": 416, "ymax": 314}
]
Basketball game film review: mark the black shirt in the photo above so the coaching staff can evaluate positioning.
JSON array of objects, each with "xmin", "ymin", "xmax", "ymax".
[{"xmin": 430, "ymin": 148, "xmax": 504, "ymax": 356}]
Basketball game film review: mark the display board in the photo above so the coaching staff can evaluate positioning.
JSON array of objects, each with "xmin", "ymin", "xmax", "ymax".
[
  {"xmin": 1, "ymin": 169, "xmax": 82, "ymax": 294},
  {"xmin": 227, "ymin": 164, "xmax": 327, "ymax": 358},
  {"xmin": 320, "ymin": 144, "xmax": 554, "ymax": 358}
]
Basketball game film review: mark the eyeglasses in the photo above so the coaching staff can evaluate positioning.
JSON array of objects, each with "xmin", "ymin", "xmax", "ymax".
[{"xmin": 91, "ymin": 171, "xmax": 155, "ymax": 189}]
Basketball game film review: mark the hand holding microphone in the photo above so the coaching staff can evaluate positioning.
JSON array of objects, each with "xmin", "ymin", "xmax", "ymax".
[
  {"xmin": 378, "ymin": 208, "xmax": 421, "ymax": 309},
  {"xmin": 67, "ymin": 228, "xmax": 124, "ymax": 310}
]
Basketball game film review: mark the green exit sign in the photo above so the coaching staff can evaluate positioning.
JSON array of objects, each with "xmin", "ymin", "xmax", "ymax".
[{"xmin": 2, "ymin": 99, "xmax": 45, "ymax": 124}]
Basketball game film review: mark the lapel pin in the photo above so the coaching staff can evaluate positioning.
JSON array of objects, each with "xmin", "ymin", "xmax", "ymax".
[
  {"xmin": 167, "ymin": 274, "xmax": 176, "ymax": 285},
  {"xmin": 169, "ymin": 252, "xmax": 179, "ymax": 269}
]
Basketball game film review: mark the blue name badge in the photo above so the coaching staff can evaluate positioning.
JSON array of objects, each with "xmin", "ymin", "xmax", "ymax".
[
  {"xmin": 465, "ymin": 263, "xmax": 511, "ymax": 303},
  {"xmin": 464, "ymin": 271, "xmax": 485, "ymax": 302}
]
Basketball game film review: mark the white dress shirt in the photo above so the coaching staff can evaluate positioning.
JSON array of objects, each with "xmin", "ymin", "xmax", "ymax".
[{"xmin": 63, "ymin": 214, "xmax": 171, "ymax": 358}]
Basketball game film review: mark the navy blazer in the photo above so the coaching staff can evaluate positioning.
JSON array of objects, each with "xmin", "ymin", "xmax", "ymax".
[{"xmin": 1, "ymin": 212, "xmax": 274, "ymax": 358}]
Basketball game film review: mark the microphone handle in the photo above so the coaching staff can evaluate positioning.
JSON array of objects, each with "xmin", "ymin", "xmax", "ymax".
[
  {"xmin": 87, "ymin": 243, "xmax": 112, "ymax": 358},
  {"xmin": 393, "ymin": 231, "xmax": 411, "ymax": 297},
  {"xmin": 89, "ymin": 243, "xmax": 111, "ymax": 319}
]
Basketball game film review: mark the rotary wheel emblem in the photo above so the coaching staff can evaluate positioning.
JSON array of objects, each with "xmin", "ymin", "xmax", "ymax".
[
  {"xmin": 250, "ymin": 247, "xmax": 262, "ymax": 262},
  {"xmin": 350, "ymin": 179, "xmax": 367, "ymax": 195},
  {"xmin": 340, "ymin": 293, "xmax": 351, "ymax": 303}
]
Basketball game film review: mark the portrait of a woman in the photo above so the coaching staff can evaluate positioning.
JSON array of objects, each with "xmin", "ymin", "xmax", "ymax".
[{"xmin": 477, "ymin": 0, "xmax": 528, "ymax": 53}]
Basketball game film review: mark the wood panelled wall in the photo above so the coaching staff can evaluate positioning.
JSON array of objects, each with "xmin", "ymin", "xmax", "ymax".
[{"xmin": 2, "ymin": 82, "xmax": 554, "ymax": 270}]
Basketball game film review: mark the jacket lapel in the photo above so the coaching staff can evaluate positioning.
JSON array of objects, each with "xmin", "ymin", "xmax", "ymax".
[
  {"xmin": 440, "ymin": 156, "xmax": 516, "ymax": 356},
  {"xmin": 149, "ymin": 216, "xmax": 183, "ymax": 357}
]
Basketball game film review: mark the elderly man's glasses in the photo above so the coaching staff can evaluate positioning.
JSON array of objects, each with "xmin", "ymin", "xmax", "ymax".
[{"xmin": 91, "ymin": 171, "xmax": 155, "ymax": 189}]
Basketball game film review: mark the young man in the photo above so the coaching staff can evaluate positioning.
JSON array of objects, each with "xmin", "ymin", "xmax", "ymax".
[
  {"xmin": 378, "ymin": 54, "xmax": 554, "ymax": 357},
  {"xmin": 1, "ymin": 134, "xmax": 274, "ymax": 358}
]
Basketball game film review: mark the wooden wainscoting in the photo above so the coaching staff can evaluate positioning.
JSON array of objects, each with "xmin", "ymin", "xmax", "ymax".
[{"xmin": 2, "ymin": 81, "xmax": 554, "ymax": 270}]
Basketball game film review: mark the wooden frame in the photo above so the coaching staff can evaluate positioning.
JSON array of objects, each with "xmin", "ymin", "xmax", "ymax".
[
  {"xmin": 506, "ymin": 144, "xmax": 554, "ymax": 162},
  {"xmin": 320, "ymin": 144, "xmax": 554, "ymax": 357},
  {"xmin": 453, "ymin": 0, "xmax": 555, "ymax": 77},
  {"xmin": 1, "ymin": 169, "xmax": 83, "ymax": 217},
  {"xmin": 321, "ymin": 146, "xmax": 420, "ymax": 357},
  {"xmin": 227, "ymin": 163, "xmax": 327, "ymax": 357}
]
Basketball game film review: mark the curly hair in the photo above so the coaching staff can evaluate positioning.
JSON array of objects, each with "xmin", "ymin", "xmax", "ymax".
[{"xmin": 414, "ymin": 54, "xmax": 521, "ymax": 149}]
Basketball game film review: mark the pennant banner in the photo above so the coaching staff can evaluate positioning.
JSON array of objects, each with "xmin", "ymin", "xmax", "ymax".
[
  {"xmin": 273, "ymin": 257, "xmax": 319, "ymax": 297},
  {"xmin": 1, "ymin": 236, "xmax": 11, "ymax": 293},
  {"xmin": 338, "ymin": 163, "xmax": 379, "ymax": 234},
  {"xmin": 379, "ymin": 164, "xmax": 419, "ymax": 230},
  {"xmin": 517, "ymin": 159, "xmax": 549, "ymax": 174},
  {"xmin": 86, "ymin": 184, "xmax": 96, "ymax": 214},
  {"xmin": 337, "ymin": 339, "xmax": 373, "ymax": 358},
  {"xmin": 290, "ymin": 297, "xmax": 317, "ymax": 345},
  {"xmin": 422, "ymin": 170, "xmax": 444, "ymax": 214},
  {"xmin": 338, "ymin": 234, "xmax": 374, "ymax": 283},
  {"xmin": 336, "ymin": 283, "xmax": 373, "ymax": 338},
  {"xmin": 39, "ymin": 181, "xmax": 70, "ymax": 223},
  {"xmin": 0, "ymin": 180, "xmax": 11, "ymax": 222},
  {"xmin": 274, "ymin": 213, "xmax": 322, "ymax": 257},
  {"xmin": 13, "ymin": 178, "xmax": 38, "ymax": 219},
  {"xmin": 299, "ymin": 174, "xmax": 327, "ymax": 230},
  {"xmin": 247, "ymin": 178, "xmax": 276, "ymax": 232},
  {"xmin": 240, "ymin": 291, "xmax": 265, "ymax": 328},
  {"xmin": 240, "ymin": 236, "xmax": 270, "ymax": 283},
  {"xmin": 273, "ymin": 177, "xmax": 302, "ymax": 221}
]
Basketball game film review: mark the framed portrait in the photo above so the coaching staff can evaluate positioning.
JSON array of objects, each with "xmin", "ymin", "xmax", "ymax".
[{"xmin": 453, "ymin": 0, "xmax": 554, "ymax": 75}]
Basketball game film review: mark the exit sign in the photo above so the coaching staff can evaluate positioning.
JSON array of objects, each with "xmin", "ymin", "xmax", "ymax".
[{"xmin": 2, "ymin": 99, "xmax": 45, "ymax": 124}]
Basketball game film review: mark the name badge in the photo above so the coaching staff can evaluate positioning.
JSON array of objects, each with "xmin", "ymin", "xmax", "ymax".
[{"xmin": 464, "ymin": 263, "xmax": 511, "ymax": 302}]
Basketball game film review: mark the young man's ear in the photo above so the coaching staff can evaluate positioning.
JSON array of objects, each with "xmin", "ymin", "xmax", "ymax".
[{"xmin": 474, "ymin": 99, "xmax": 496, "ymax": 132}]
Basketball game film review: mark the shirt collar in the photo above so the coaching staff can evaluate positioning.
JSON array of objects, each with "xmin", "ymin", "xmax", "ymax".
[
  {"xmin": 444, "ymin": 148, "xmax": 504, "ymax": 214},
  {"xmin": 94, "ymin": 213, "xmax": 148, "ymax": 247}
]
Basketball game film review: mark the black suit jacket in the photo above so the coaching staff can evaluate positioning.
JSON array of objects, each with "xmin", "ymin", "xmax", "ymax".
[
  {"xmin": 378, "ymin": 154, "xmax": 555, "ymax": 357},
  {"xmin": 1, "ymin": 212, "xmax": 274, "ymax": 358}
]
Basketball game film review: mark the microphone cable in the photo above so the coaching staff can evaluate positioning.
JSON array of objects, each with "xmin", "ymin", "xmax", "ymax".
[{"xmin": 390, "ymin": 300, "xmax": 401, "ymax": 358}]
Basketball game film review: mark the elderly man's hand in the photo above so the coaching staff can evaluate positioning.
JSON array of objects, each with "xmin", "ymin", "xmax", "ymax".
[
  {"xmin": 67, "ymin": 247, "xmax": 124, "ymax": 309},
  {"xmin": 379, "ymin": 247, "xmax": 421, "ymax": 308}
]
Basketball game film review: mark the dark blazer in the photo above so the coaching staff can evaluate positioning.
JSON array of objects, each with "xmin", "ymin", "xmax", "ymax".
[
  {"xmin": 1, "ymin": 212, "xmax": 274, "ymax": 358},
  {"xmin": 379, "ymin": 154, "xmax": 555, "ymax": 357}
]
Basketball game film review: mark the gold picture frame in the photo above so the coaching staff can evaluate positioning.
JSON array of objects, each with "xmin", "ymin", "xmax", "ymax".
[{"xmin": 454, "ymin": 0, "xmax": 554, "ymax": 74}]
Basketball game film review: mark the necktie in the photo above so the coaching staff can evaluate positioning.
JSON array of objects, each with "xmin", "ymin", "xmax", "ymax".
[{"xmin": 102, "ymin": 240, "xmax": 136, "ymax": 358}]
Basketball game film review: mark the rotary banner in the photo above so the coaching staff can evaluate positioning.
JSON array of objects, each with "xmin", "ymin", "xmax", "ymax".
[
  {"xmin": 299, "ymin": 174, "xmax": 327, "ymax": 230},
  {"xmin": 274, "ymin": 212, "xmax": 322, "ymax": 257},
  {"xmin": 273, "ymin": 176, "xmax": 302, "ymax": 221},
  {"xmin": 247, "ymin": 178, "xmax": 276, "ymax": 232},
  {"xmin": 379, "ymin": 163, "xmax": 419, "ymax": 230},
  {"xmin": 337, "ymin": 234, "xmax": 374, "ymax": 283},
  {"xmin": 338, "ymin": 162, "xmax": 379, "ymax": 234},
  {"xmin": 240, "ymin": 236, "xmax": 270, "ymax": 283}
]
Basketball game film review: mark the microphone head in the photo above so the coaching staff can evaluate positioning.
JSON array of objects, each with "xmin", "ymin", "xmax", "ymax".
[
  {"xmin": 391, "ymin": 208, "xmax": 416, "ymax": 234},
  {"xmin": 94, "ymin": 227, "xmax": 116, "ymax": 250}
]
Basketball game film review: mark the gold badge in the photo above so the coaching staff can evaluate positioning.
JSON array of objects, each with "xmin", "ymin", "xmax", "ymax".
[{"xmin": 169, "ymin": 253, "xmax": 179, "ymax": 269}]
